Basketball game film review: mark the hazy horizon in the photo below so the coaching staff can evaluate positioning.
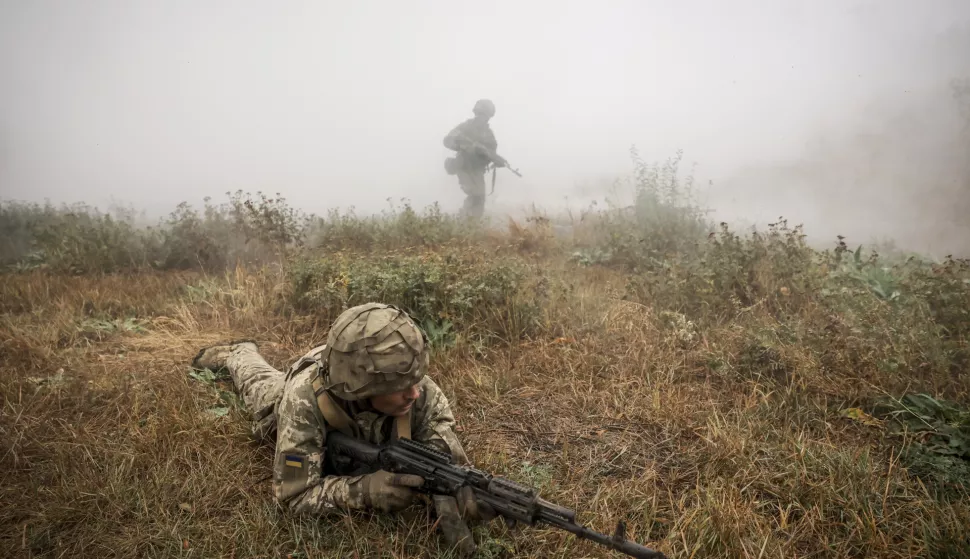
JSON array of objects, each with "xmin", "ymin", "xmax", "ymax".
[{"xmin": 2, "ymin": 1, "xmax": 969, "ymax": 256}]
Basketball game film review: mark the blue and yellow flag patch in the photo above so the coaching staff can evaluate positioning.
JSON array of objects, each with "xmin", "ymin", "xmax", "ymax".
[{"xmin": 284, "ymin": 454, "xmax": 304, "ymax": 469}]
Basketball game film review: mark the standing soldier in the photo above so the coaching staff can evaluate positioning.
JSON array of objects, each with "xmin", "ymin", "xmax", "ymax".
[
  {"xmin": 443, "ymin": 99, "xmax": 505, "ymax": 218},
  {"xmin": 191, "ymin": 303, "xmax": 493, "ymax": 557}
]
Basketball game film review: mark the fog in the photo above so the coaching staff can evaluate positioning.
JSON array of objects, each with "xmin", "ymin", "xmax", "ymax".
[{"xmin": 2, "ymin": 1, "xmax": 969, "ymax": 255}]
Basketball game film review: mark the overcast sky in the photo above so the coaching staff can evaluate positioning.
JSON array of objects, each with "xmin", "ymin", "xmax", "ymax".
[{"xmin": 1, "ymin": 1, "xmax": 969, "ymax": 254}]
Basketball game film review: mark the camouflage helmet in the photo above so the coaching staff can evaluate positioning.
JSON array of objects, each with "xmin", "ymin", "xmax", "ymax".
[
  {"xmin": 473, "ymin": 99, "xmax": 495, "ymax": 117},
  {"xmin": 321, "ymin": 303, "xmax": 429, "ymax": 401}
]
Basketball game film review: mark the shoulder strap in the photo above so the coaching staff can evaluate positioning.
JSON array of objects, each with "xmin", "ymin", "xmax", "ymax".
[
  {"xmin": 311, "ymin": 373, "xmax": 357, "ymax": 437},
  {"xmin": 393, "ymin": 412, "xmax": 411, "ymax": 440},
  {"xmin": 287, "ymin": 343, "xmax": 329, "ymax": 380}
]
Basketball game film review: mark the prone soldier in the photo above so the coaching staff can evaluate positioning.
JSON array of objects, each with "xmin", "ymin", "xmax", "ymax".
[{"xmin": 191, "ymin": 303, "xmax": 492, "ymax": 557}]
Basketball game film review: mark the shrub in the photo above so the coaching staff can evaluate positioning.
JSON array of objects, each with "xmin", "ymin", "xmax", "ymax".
[
  {"xmin": 0, "ymin": 200, "xmax": 151, "ymax": 273},
  {"xmin": 287, "ymin": 249, "xmax": 546, "ymax": 342},
  {"xmin": 0, "ymin": 191, "xmax": 312, "ymax": 273},
  {"xmin": 624, "ymin": 219, "xmax": 823, "ymax": 322},
  {"xmin": 307, "ymin": 199, "xmax": 482, "ymax": 252},
  {"xmin": 575, "ymin": 149, "xmax": 712, "ymax": 272}
]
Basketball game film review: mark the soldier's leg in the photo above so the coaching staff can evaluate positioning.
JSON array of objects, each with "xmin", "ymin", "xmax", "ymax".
[
  {"xmin": 458, "ymin": 171, "xmax": 487, "ymax": 218},
  {"xmin": 192, "ymin": 341, "xmax": 284, "ymax": 413},
  {"xmin": 226, "ymin": 344, "xmax": 285, "ymax": 412},
  {"xmin": 461, "ymin": 194, "xmax": 486, "ymax": 218}
]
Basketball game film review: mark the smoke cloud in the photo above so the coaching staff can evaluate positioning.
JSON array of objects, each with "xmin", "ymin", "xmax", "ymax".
[{"xmin": 1, "ymin": 1, "xmax": 968, "ymax": 255}]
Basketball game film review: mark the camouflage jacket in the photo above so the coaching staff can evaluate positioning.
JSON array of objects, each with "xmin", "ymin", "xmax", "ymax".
[
  {"xmin": 273, "ymin": 349, "xmax": 468, "ymax": 515},
  {"xmin": 443, "ymin": 118, "xmax": 498, "ymax": 172}
]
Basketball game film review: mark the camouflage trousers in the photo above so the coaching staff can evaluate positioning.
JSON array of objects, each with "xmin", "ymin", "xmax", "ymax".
[
  {"xmin": 225, "ymin": 344, "xmax": 286, "ymax": 438},
  {"xmin": 457, "ymin": 170, "xmax": 487, "ymax": 218}
]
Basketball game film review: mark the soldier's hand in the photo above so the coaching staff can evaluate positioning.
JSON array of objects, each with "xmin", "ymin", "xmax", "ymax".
[
  {"xmin": 361, "ymin": 470, "xmax": 425, "ymax": 513},
  {"xmin": 433, "ymin": 495, "xmax": 478, "ymax": 558},
  {"xmin": 456, "ymin": 485, "xmax": 497, "ymax": 523}
]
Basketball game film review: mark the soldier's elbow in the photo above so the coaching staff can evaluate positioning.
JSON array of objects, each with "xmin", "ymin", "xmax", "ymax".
[{"xmin": 276, "ymin": 491, "xmax": 314, "ymax": 516}]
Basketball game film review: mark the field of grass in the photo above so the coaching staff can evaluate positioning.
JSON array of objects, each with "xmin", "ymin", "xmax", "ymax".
[{"xmin": 3, "ymin": 160, "xmax": 970, "ymax": 558}]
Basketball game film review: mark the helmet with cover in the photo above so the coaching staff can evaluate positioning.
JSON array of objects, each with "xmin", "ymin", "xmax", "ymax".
[{"xmin": 322, "ymin": 303, "xmax": 428, "ymax": 401}]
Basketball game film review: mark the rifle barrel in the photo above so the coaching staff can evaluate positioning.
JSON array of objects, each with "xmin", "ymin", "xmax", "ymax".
[{"xmin": 540, "ymin": 513, "xmax": 666, "ymax": 559}]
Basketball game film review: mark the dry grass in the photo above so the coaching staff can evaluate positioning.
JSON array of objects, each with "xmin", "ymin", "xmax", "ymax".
[{"xmin": 2, "ymin": 228, "xmax": 970, "ymax": 559}]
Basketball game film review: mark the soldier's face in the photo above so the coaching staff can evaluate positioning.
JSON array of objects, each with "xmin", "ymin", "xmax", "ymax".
[{"xmin": 370, "ymin": 383, "xmax": 421, "ymax": 416}]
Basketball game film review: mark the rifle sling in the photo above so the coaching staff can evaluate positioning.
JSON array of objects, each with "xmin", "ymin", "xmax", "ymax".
[
  {"xmin": 312, "ymin": 374, "xmax": 356, "ymax": 436},
  {"xmin": 394, "ymin": 411, "xmax": 411, "ymax": 440}
]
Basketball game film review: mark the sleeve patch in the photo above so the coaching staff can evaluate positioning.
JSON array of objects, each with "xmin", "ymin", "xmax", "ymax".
[{"xmin": 284, "ymin": 454, "xmax": 305, "ymax": 468}]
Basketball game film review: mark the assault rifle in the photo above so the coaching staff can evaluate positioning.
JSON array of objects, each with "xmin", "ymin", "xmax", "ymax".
[
  {"xmin": 326, "ymin": 431, "xmax": 666, "ymax": 559},
  {"xmin": 455, "ymin": 136, "xmax": 522, "ymax": 179},
  {"xmin": 489, "ymin": 153, "xmax": 522, "ymax": 178}
]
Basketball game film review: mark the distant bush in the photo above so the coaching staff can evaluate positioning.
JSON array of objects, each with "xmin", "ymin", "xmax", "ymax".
[
  {"xmin": 287, "ymin": 249, "xmax": 547, "ymax": 343},
  {"xmin": 623, "ymin": 219, "xmax": 822, "ymax": 320},
  {"xmin": 0, "ymin": 201, "xmax": 152, "ymax": 274},
  {"xmin": 572, "ymin": 148, "xmax": 712, "ymax": 272},
  {"xmin": 615, "ymin": 216, "xmax": 970, "ymax": 400},
  {"xmin": 0, "ymin": 191, "xmax": 311, "ymax": 273},
  {"xmin": 1, "ymin": 194, "xmax": 500, "ymax": 274},
  {"xmin": 307, "ymin": 199, "xmax": 483, "ymax": 251}
]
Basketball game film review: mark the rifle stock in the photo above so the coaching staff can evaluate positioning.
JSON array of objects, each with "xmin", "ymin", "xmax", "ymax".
[{"xmin": 325, "ymin": 431, "xmax": 666, "ymax": 559}]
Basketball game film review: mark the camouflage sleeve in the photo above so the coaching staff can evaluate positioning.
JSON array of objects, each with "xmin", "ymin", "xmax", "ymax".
[
  {"xmin": 273, "ymin": 370, "xmax": 368, "ymax": 513},
  {"xmin": 411, "ymin": 377, "xmax": 470, "ymax": 465}
]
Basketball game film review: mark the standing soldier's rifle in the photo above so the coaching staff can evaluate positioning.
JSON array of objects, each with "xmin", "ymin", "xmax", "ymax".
[{"xmin": 455, "ymin": 135, "xmax": 521, "ymax": 194}]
